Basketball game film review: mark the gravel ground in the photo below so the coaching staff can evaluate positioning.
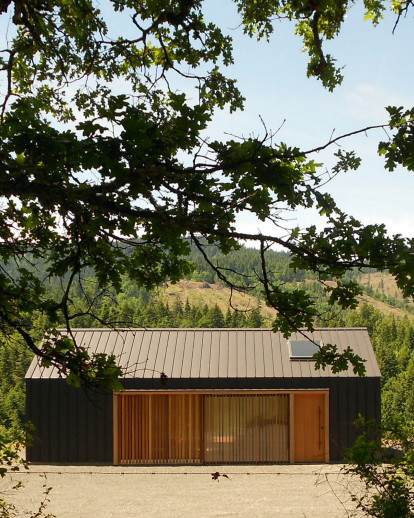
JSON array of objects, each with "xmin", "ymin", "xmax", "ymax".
[{"xmin": 1, "ymin": 464, "xmax": 363, "ymax": 518}]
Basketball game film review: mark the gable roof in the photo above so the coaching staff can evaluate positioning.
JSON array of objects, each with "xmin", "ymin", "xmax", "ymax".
[{"xmin": 26, "ymin": 328, "xmax": 380, "ymax": 380}]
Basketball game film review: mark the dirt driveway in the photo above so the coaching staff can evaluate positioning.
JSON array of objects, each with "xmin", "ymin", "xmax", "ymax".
[{"xmin": 1, "ymin": 464, "xmax": 362, "ymax": 517}]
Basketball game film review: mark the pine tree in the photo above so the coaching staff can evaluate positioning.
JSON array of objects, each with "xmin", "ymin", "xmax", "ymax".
[{"xmin": 246, "ymin": 308, "xmax": 263, "ymax": 328}]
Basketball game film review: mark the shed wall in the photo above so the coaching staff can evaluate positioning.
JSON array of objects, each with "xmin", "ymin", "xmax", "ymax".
[
  {"xmin": 26, "ymin": 379, "xmax": 113, "ymax": 463},
  {"xmin": 26, "ymin": 376, "xmax": 380, "ymax": 463}
]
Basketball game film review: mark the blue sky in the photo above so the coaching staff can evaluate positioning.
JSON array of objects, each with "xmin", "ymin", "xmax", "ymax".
[
  {"xmin": 1, "ymin": 1, "xmax": 413, "ymax": 240},
  {"xmin": 202, "ymin": 2, "xmax": 414, "ymax": 239}
]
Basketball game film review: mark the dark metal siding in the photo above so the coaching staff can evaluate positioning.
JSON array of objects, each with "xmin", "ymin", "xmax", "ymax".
[
  {"xmin": 26, "ymin": 380, "xmax": 113, "ymax": 463},
  {"xmin": 26, "ymin": 375, "xmax": 380, "ymax": 463}
]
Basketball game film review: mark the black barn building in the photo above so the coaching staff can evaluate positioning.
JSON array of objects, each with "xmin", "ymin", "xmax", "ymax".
[{"xmin": 25, "ymin": 328, "xmax": 381, "ymax": 464}]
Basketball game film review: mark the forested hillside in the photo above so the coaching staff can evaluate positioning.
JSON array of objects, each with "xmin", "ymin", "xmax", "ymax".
[{"xmin": 1, "ymin": 245, "xmax": 413, "ymax": 440}]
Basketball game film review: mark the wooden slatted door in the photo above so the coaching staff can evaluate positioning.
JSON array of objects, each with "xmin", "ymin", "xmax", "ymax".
[
  {"xmin": 204, "ymin": 394, "xmax": 289, "ymax": 463},
  {"xmin": 114, "ymin": 393, "xmax": 202, "ymax": 464},
  {"xmin": 294, "ymin": 392, "xmax": 327, "ymax": 462}
]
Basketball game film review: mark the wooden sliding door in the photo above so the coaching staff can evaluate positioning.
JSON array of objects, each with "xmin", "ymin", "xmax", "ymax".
[
  {"xmin": 114, "ymin": 393, "xmax": 202, "ymax": 464},
  {"xmin": 204, "ymin": 394, "xmax": 289, "ymax": 463}
]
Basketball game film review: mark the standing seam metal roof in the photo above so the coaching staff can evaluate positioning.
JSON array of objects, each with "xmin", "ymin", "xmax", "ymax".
[{"xmin": 25, "ymin": 328, "xmax": 381, "ymax": 380}]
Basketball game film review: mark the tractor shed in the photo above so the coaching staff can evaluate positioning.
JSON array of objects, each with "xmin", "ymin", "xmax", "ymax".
[{"xmin": 25, "ymin": 328, "xmax": 381, "ymax": 464}]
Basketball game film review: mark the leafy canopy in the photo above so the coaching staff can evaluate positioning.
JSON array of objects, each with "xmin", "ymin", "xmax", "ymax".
[
  {"xmin": 344, "ymin": 416, "xmax": 414, "ymax": 517},
  {"xmin": 0, "ymin": 0, "xmax": 413, "ymax": 384}
]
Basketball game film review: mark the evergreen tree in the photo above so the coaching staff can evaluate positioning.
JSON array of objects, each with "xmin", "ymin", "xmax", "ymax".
[
  {"xmin": 0, "ymin": 337, "xmax": 32, "ymax": 439},
  {"xmin": 171, "ymin": 298, "xmax": 184, "ymax": 326},
  {"xmin": 231, "ymin": 311, "xmax": 248, "ymax": 328},
  {"xmin": 405, "ymin": 356, "xmax": 414, "ymax": 418},
  {"xmin": 198, "ymin": 304, "xmax": 225, "ymax": 328},
  {"xmin": 224, "ymin": 308, "xmax": 232, "ymax": 327},
  {"xmin": 246, "ymin": 308, "xmax": 263, "ymax": 328}
]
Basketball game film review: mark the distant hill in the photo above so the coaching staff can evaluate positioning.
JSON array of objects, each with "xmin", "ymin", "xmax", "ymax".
[
  {"xmin": 154, "ymin": 280, "xmax": 277, "ymax": 325},
  {"xmin": 151, "ymin": 277, "xmax": 414, "ymax": 325},
  {"xmin": 2, "ymin": 240, "xmax": 413, "ymax": 322}
]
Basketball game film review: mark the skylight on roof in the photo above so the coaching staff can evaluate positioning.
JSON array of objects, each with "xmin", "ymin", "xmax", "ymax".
[{"xmin": 289, "ymin": 339, "xmax": 322, "ymax": 360}]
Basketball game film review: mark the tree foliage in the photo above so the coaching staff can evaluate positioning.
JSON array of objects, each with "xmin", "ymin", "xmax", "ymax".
[
  {"xmin": 344, "ymin": 417, "xmax": 414, "ymax": 518},
  {"xmin": 0, "ymin": 0, "xmax": 413, "ymax": 386}
]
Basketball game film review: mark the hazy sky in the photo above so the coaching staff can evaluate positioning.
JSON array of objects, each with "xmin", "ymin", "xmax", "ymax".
[{"xmin": 201, "ymin": 2, "xmax": 414, "ymax": 239}]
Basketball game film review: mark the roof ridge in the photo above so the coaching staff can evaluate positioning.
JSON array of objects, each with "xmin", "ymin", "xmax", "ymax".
[{"xmin": 56, "ymin": 327, "xmax": 369, "ymax": 331}]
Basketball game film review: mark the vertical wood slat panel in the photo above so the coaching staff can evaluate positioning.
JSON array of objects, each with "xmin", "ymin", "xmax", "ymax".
[
  {"xmin": 113, "ymin": 394, "xmax": 119, "ymax": 464},
  {"xmin": 180, "ymin": 395, "xmax": 184, "ymax": 461},
  {"xmin": 131, "ymin": 395, "xmax": 135, "ymax": 463},
  {"xmin": 121, "ymin": 393, "xmax": 125, "ymax": 463},
  {"xmin": 122, "ymin": 394, "xmax": 126, "ymax": 463},
  {"xmin": 116, "ymin": 393, "xmax": 202, "ymax": 464},
  {"xmin": 289, "ymin": 393, "xmax": 295, "ymax": 463}
]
